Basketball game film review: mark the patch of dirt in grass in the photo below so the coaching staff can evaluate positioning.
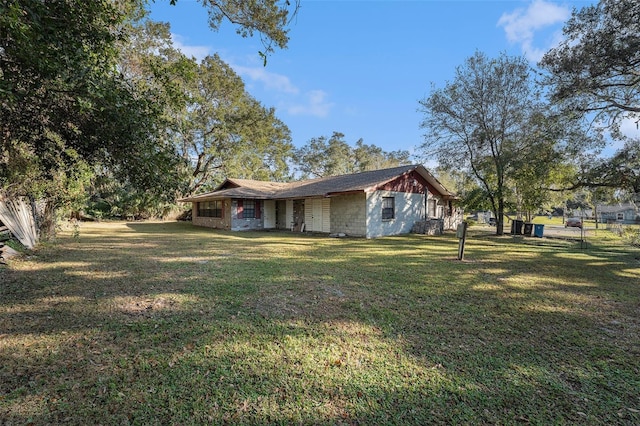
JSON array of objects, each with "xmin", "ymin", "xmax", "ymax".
[
  {"xmin": 251, "ymin": 279, "xmax": 350, "ymax": 320},
  {"xmin": 119, "ymin": 296, "xmax": 177, "ymax": 315}
]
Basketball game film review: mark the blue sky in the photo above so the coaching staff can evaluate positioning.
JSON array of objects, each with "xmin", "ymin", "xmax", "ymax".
[{"xmin": 148, "ymin": 0, "xmax": 601, "ymax": 159}]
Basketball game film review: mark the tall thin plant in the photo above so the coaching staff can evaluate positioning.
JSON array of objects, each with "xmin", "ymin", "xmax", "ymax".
[{"xmin": 0, "ymin": 198, "xmax": 38, "ymax": 249}]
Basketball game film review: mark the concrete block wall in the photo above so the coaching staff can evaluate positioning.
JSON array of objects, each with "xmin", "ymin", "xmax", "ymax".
[{"xmin": 329, "ymin": 193, "xmax": 366, "ymax": 237}]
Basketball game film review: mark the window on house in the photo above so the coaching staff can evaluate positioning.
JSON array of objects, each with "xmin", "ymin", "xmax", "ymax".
[
  {"xmin": 617, "ymin": 213, "xmax": 624, "ymax": 221},
  {"xmin": 236, "ymin": 200, "xmax": 261, "ymax": 219},
  {"xmin": 382, "ymin": 197, "xmax": 395, "ymax": 220},
  {"xmin": 428, "ymin": 199, "xmax": 437, "ymax": 218},
  {"xmin": 197, "ymin": 200, "xmax": 223, "ymax": 218},
  {"xmin": 243, "ymin": 200, "xmax": 256, "ymax": 219}
]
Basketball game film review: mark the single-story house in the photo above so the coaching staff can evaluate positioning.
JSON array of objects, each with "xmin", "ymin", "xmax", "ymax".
[
  {"xmin": 179, "ymin": 164, "xmax": 462, "ymax": 238},
  {"xmin": 597, "ymin": 202, "xmax": 639, "ymax": 224}
]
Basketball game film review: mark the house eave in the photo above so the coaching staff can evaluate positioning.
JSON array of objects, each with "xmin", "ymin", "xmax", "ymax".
[{"xmin": 179, "ymin": 164, "xmax": 458, "ymax": 203}]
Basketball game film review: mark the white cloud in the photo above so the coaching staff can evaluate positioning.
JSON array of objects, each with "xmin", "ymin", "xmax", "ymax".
[
  {"xmin": 232, "ymin": 64, "xmax": 299, "ymax": 95},
  {"xmin": 171, "ymin": 33, "xmax": 211, "ymax": 61},
  {"xmin": 497, "ymin": 0, "xmax": 570, "ymax": 62},
  {"xmin": 165, "ymin": 34, "xmax": 332, "ymax": 119},
  {"xmin": 286, "ymin": 90, "xmax": 334, "ymax": 118},
  {"xmin": 230, "ymin": 62, "xmax": 332, "ymax": 118}
]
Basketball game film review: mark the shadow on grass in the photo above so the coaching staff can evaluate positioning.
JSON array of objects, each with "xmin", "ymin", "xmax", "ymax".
[{"xmin": 1, "ymin": 221, "xmax": 639, "ymax": 424}]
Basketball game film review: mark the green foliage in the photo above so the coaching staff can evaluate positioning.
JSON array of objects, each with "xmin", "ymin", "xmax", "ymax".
[
  {"xmin": 1, "ymin": 0, "xmax": 298, "ymax": 222},
  {"xmin": 85, "ymin": 171, "xmax": 179, "ymax": 220},
  {"xmin": 174, "ymin": 54, "xmax": 294, "ymax": 194},
  {"xmin": 540, "ymin": 0, "xmax": 640, "ymax": 136},
  {"xmin": 539, "ymin": 0, "xmax": 640, "ymax": 204},
  {"xmin": 293, "ymin": 132, "xmax": 411, "ymax": 178},
  {"xmin": 171, "ymin": 0, "xmax": 298, "ymax": 59},
  {"xmin": 419, "ymin": 51, "xmax": 593, "ymax": 234},
  {"xmin": 508, "ymin": 111, "xmax": 590, "ymax": 219},
  {"xmin": 353, "ymin": 139, "xmax": 411, "ymax": 172},
  {"xmin": 0, "ymin": 0, "xmax": 185, "ymax": 233},
  {"xmin": 435, "ymin": 167, "xmax": 495, "ymax": 212},
  {"xmin": 579, "ymin": 139, "xmax": 640, "ymax": 195},
  {"xmin": 463, "ymin": 187, "xmax": 495, "ymax": 213},
  {"xmin": 420, "ymin": 52, "xmax": 535, "ymax": 234}
]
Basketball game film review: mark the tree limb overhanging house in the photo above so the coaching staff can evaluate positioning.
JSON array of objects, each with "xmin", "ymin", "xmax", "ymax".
[{"xmin": 179, "ymin": 165, "xmax": 462, "ymax": 238}]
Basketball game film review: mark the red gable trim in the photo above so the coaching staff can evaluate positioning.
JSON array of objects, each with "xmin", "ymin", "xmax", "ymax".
[{"xmin": 376, "ymin": 171, "xmax": 437, "ymax": 195}]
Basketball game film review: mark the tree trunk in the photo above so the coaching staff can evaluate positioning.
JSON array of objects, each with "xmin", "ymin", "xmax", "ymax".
[
  {"xmin": 496, "ymin": 198, "xmax": 505, "ymax": 236},
  {"xmin": 32, "ymin": 199, "xmax": 57, "ymax": 242}
]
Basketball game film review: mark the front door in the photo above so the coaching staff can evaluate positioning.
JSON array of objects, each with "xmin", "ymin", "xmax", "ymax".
[
  {"xmin": 263, "ymin": 200, "xmax": 276, "ymax": 229},
  {"xmin": 312, "ymin": 199, "xmax": 323, "ymax": 231},
  {"xmin": 304, "ymin": 198, "xmax": 330, "ymax": 232}
]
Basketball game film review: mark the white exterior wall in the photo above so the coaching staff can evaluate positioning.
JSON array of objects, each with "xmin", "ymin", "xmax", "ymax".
[
  {"xmin": 263, "ymin": 200, "xmax": 276, "ymax": 229},
  {"xmin": 600, "ymin": 208, "xmax": 638, "ymax": 223},
  {"xmin": 286, "ymin": 200, "xmax": 294, "ymax": 229},
  {"xmin": 366, "ymin": 190, "xmax": 425, "ymax": 238},
  {"xmin": 322, "ymin": 199, "xmax": 331, "ymax": 232},
  {"xmin": 304, "ymin": 200, "xmax": 313, "ymax": 230}
]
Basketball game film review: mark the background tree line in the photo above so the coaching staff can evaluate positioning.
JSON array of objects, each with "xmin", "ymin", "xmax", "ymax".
[{"xmin": 1, "ymin": 0, "xmax": 638, "ymax": 239}]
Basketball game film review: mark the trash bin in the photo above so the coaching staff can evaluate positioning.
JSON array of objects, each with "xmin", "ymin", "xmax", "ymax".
[
  {"xmin": 511, "ymin": 219, "xmax": 524, "ymax": 235},
  {"xmin": 523, "ymin": 222, "xmax": 533, "ymax": 236},
  {"xmin": 534, "ymin": 224, "xmax": 544, "ymax": 238}
]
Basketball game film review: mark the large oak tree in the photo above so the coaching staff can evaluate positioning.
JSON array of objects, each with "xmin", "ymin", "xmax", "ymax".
[
  {"xmin": 0, "ymin": 0, "xmax": 175, "ymax": 235},
  {"xmin": 0, "ymin": 0, "xmax": 297, "ymax": 235},
  {"xmin": 540, "ymin": 0, "xmax": 639, "ymax": 204},
  {"xmin": 178, "ymin": 54, "xmax": 293, "ymax": 194},
  {"xmin": 419, "ymin": 52, "xmax": 588, "ymax": 235},
  {"xmin": 540, "ymin": 0, "xmax": 640, "ymax": 136}
]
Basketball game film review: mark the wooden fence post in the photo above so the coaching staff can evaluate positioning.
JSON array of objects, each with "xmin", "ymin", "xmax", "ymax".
[{"xmin": 457, "ymin": 221, "xmax": 468, "ymax": 261}]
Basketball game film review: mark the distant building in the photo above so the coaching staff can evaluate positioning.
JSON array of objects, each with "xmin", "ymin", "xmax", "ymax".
[{"xmin": 596, "ymin": 202, "xmax": 639, "ymax": 224}]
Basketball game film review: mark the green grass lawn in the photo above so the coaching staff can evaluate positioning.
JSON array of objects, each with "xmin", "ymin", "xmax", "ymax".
[{"xmin": 1, "ymin": 221, "xmax": 639, "ymax": 425}]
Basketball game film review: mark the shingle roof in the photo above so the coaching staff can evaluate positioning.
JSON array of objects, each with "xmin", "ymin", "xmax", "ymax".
[
  {"xmin": 275, "ymin": 165, "xmax": 423, "ymax": 198},
  {"xmin": 596, "ymin": 202, "xmax": 637, "ymax": 213},
  {"xmin": 222, "ymin": 179, "xmax": 291, "ymax": 193},
  {"xmin": 178, "ymin": 164, "xmax": 455, "ymax": 202}
]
